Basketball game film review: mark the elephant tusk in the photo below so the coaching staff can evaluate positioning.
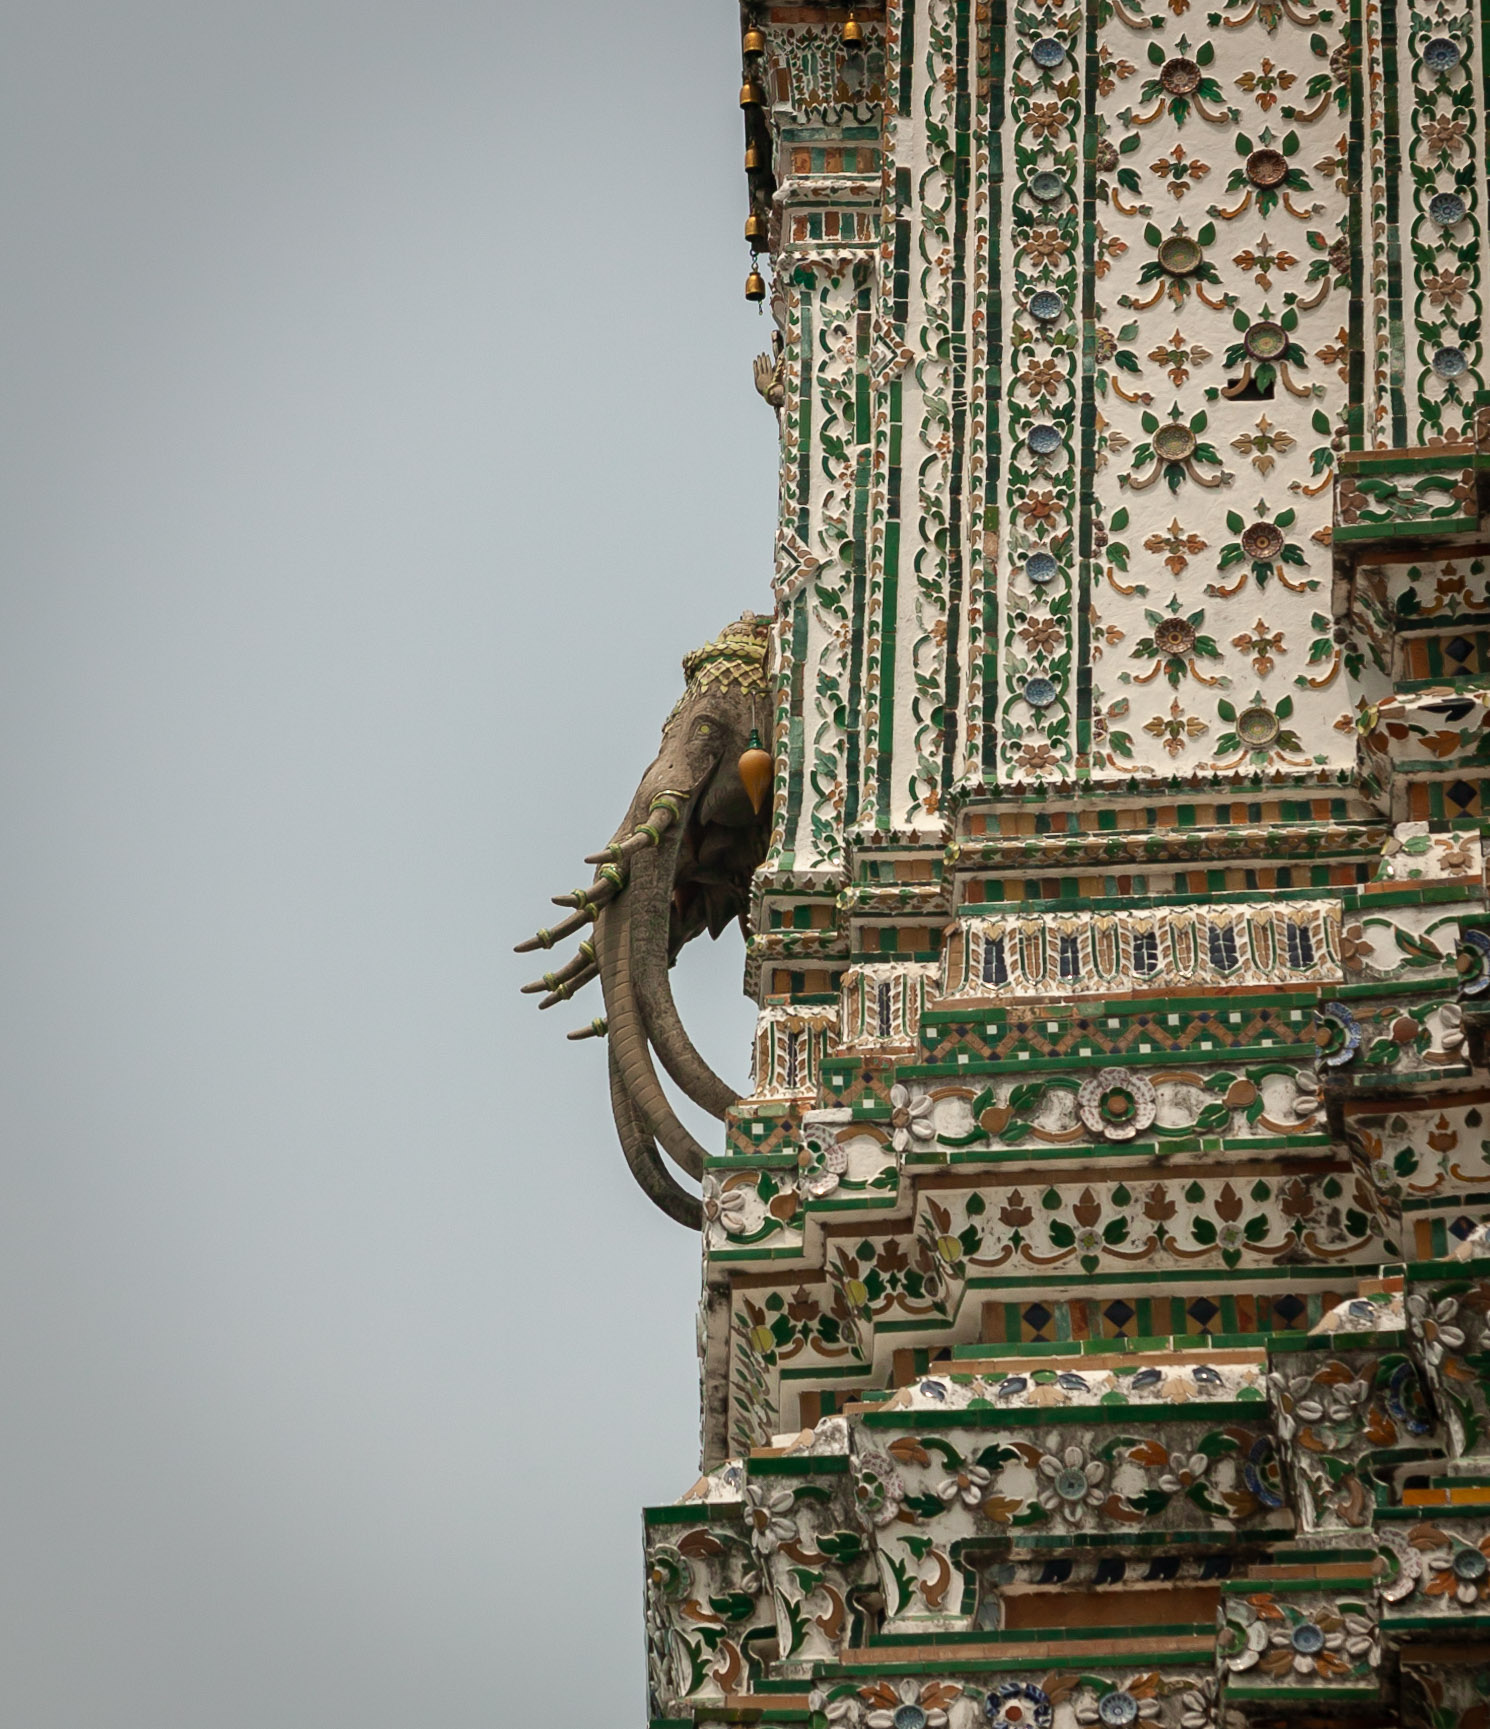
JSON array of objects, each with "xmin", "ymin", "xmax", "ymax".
[
  {"xmin": 583, "ymin": 791, "xmax": 689, "ymax": 865},
  {"xmin": 514, "ymin": 906, "xmax": 593, "ymax": 954},
  {"xmin": 552, "ymin": 862, "xmax": 627, "ymax": 912},
  {"xmin": 521, "ymin": 941, "xmax": 595, "ymax": 995},
  {"xmin": 607, "ymin": 1049, "xmax": 702, "ymax": 1230},
  {"xmin": 567, "ymin": 1018, "xmax": 608, "ymax": 1041},
  {"xmin": 538, "ymin": 961, "xmax": 598, "ymax": 1010}
]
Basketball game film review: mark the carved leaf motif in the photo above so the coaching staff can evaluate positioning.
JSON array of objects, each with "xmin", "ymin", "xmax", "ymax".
[{"xmin": 1074, "ymin": 1187, "xmax": 1103, "ymax": 1226}]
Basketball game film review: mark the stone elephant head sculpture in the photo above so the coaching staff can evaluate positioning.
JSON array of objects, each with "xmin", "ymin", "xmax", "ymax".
[{"xmin": 517, "ymin": 613, "xmax": 774, "ymax": 1227}]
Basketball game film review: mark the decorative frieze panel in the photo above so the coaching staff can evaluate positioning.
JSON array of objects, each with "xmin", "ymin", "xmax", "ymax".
[
  {"xmin": 1397, "ymin": 0, "xmax": 1484, "ymax": 448},
  {"xmin": 942, "ymin": 899, "xmax": 1343, "ymax": 999},
  {"xmin": 860, "ymin": 1399, "xmax": 1284, "ymax": 1633},
  {"xmin": 814, "ymin": 1666, "xmax": 1218, "ymax": 1729},
  {"xmin": 1404, "ymin": 1261, "xmax": 1490, "ymax": 1456},
  {"xmin": 1381, "ymin": 1513, "xmax": 1490, "ymax": 1625},
  {"xmin": 1269, "ymin": 1343, "xmax": 1434, "ymax": 1531},
  {"xmin": 1220, "ymin": 1579, "xmax": 1381, "ymax": 1700},
  {"xmin": 644, "ymin": 1484, "xmax": 776, "ymax": 1712},
  {"xmin": 839, "ymin": 962, "xmax": 939, "ymax": 1050},
  {"xmin": 751, "ymin": 1003, "xmax": 840, "ymax": 1099}
]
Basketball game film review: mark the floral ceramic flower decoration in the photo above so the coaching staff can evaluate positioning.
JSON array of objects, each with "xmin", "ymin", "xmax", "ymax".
[
  {"xmin": 1210, "ymin": 501, "xmax": 1314, "ymax": 594},
  {"xmin": 935, "ymin": 1462, "xmax": 992, "ymax": 1508},
  {"xmin": 1291, "ymin": 1067, "xmax": 1321, "ymax": 1119},
  {"xmin": 1122, "ymin": 405, "xmax": 1230, "ymax": 492},
  {"xmin": 1232, "ymin": 232, "xmax": 1298, "ymax": 289},
  {"xmin": 889, "ymin": 1084, "xmax": 935, "ymax": 1152},
  {"xmin": 1234, "ymin": 57, "xmax": 1296, "ymax": 110},
  {"xmin": 1078, "ymin": 1067, "xmax": 1158, "ymax": 1140},
  {"xmin": 1267, "ymin": 1366, "xmax": 1369, "ymax": 1442},
  {"xmin": 1222, "ymin": 1597, "xmax": 1376, "ymax": 1680},
  {"xmin": 1174, "ymin": 1686, "xmax": 1213, "ymax": 1729},
  {"xmin": 1144, "ymin": 516, "xmax": 1209, "ymax": 572},
  {"xmin": 1035, "ymin": 1439, "xmax": 1107, "ymax": 1520},
  {"xmin": 1338, "ymin": 922, "xmax": 1374, "ymax": 971},
  {"xmin": 1420, "ymin": 1530, "xmax": 1490, "ymax": 1606},
  {"xmin": 1229, "ymin": 414, "xmax": 1296, "ymax": 476},
  {"xmin": 1215, "ymin": 127, "xmax": 1313, "ymax": 218},
  {"xmin": 1143, "ymin": 697, "xmax": 1209, "ymax": 756},
  {"xmin": 1017, "ymin": 741, "xmax": 1061, "ymax": 776},
  {"xmin": 1221, "ymin": 303, "xmax": 1310, "ymax": 397},
  {"xmin": 1420, "ymin": 111, "xmax": 1469, "ymax": 156},
  {"xmin": 1149, "ymin": 142, "xmax": 1213, "ymax": 200},
  {"xmin": 1262, "ymin": 1606, "xmax": 1376, "ymax": 1678},
  {"xmin": 1019, "ymin": 357, "xmax": 1066, "ymax": 403},
  {"xmin": 1157, "ymin": 1450, "xmax": 1212, "ymax": 1494},
  {"xmin": 1211, "ymin": 690, "xmax": 1304, "ymax": 764},
  {"xmin": 1231, "ymin": 617, "xmax": 1286, "ymax": 676},
  {"xmin": 703, "ymin": 1180, "xmax": 751, "ymax": 1236},
  {"xmin": 862, "ymin": 1678, "xmax": 962, "ymax": 1729},
  {"xmin": 803, "ymin": 1140, "xmax": 849, "ymax": 1199},
  {"xmin": 742, "ymin": 1481, "xmax": 798, "ymax": 1553},
  {"xmin": 1377, "ymin": 1531, "xmax": 1424, "ymax": 1605},
  {"xmin": 1022, "ymin": 226, "xmax": 1070, "ymax": 267},
  {"xmin": 1129, "ymin": 219, "xmax": 1227, "ymax": 309},
  {"xmin": 1436, "ymin": 1001, "xmax": 1466, "ymax": 1054},
  {"xmin": 1312, "ymin": 1000, "xmax": 1361, "ymax": 1067},
  {"xmin": 851, "ymin": 1452, "xmax": 905, "ymax": 1527},
  {"xmin": 987, "ymin": 1681, "xmax": 1054, "ymax": 1729},
  {"xmin": 1126, "ymin": 598, "xmax": 1225, "ymax": 686},
  {"xmin": 811, "ymin": 1690, "xmax": 862, "ymax": 1727},
  {"xmin": 1423, "ymin": 267, "xmax": 1469, "ymax": 309},
  {"xmin": 1406, "ymin": 1291, "xmax": 1466, "ymax": 1368},
  {"xmin": 1145, "ymin": 336, "xmax": 1213, "ymax": 389},
  {"xmin": 1076, "ymin": 1679, "xmax": 1163, "ymax": 1729},
  {"xmin": 647, "ymin": 1544, "xmax": 692, "ymax": 1601},
  {"xmin": 1126, "ymin": 37, "xmax": 1237, "ymax": 124},
  {"xmin": 1242, "ymin": 1434, "xmax": 1286, "ymax": 1510}
]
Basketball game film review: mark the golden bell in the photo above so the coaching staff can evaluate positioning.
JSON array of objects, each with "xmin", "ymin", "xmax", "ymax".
[
  {"xmin": 745, "ymin": 140, "xmax": 764, "ymax": 171},
  {"xmin": 742, "ymin": 23, "xmax": 766, "ymax": 53},
  {"xmin": 842, "ymin": 13, "xmax": 864, "ymax": 45},
  {"xmin": 745, "ymin": 268, "xmax": 766, "ymax": 303},
  {"xmin": 739, "ymin": 79, "xmax": 764, "ymax": 107},
  {"xmin": 738, "ymin": 731, "xmax": 774, "ymax": 812},
  {"xmin": 744, "ymin": 211, "xmax": 768, "ymax": 243}
]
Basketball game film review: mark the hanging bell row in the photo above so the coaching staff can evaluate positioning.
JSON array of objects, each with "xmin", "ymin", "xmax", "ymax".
[
  {"xmin": 745, "ymin": 259, "xmax": 766, "ymax": 303},
  {"xmin": 742, "ymin": 22, "xmax": 766, "ymax": 53},
  {"xmin": 739, "ymin": 79, "xmax": 764, "ymax": 108},
  {"xmin": 744, "ymin": 211, "xmax": 768, "ymax": 245}
]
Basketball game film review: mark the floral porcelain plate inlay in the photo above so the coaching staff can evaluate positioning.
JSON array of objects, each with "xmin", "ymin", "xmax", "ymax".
[
  {"xmin": 1237, "ymin": 704, "xmax": 1280, "ymax": 746},
  {"xmin": 1158, "ymin": 234, "xmax": 1203, "ymax": 274},
  {"xmin": 1245, "ymin": 148, "xmax": 1288, "ymax": 187},
  {"xmin": 1154, "ymin": 423, "xmax": 1198, "ymax": 460}
]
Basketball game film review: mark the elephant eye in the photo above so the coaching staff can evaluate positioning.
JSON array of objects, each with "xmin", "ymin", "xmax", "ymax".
[{"xmin": 696, "ymin": 723, "xmax": 712, "ymax": 735}]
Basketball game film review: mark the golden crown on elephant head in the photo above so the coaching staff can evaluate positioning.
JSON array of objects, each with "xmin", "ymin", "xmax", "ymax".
[{"xmin": 679, "ymin": 611, "xmax": 771, "ymax": 698}]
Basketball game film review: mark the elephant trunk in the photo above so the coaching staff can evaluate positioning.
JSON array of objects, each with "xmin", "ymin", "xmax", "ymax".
[
  {"xmin": 593, "ymin": 900, "xmax": 707, "ymax": 1180},
  {"xmin": 627, "ymin": 815, "xmax": 742, "ymax": 1122},
  {"xmin": 607, "ymin": 1050, "xmax": 702, "ymax": 1230}
]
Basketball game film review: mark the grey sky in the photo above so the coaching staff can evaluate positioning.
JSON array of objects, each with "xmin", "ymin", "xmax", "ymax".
[{"xmin": 1, "ymin": 5, "xmax": 774, "ymax": 1722}]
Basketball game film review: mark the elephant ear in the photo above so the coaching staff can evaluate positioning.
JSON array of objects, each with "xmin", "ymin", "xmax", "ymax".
[{"xmin": 516, "ymin": 613, "xmax": 774, "ymax": 1227}]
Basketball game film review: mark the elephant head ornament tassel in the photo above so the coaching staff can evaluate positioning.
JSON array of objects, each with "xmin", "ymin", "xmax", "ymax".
[{"xmin": 737, "ymin": 729, "xmax": 772, "ymax": 813}]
